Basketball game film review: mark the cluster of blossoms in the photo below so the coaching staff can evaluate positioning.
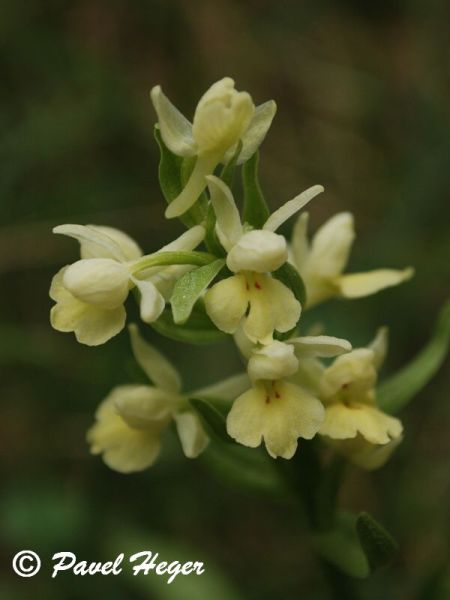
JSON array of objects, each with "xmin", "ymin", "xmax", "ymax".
[{"xmin": 50, "ymin": 78, "xmax": 413, "ymax": 474}]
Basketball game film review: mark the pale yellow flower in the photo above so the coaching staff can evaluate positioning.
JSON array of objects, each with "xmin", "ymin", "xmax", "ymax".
[
  {"xmin": 291, "ymin": 212, "xmax": 414, "ymax": 307},
  {"xmin": 327, "ymin": 435, "xmax": 403, "ymax": 470},
  {"xmin": 50, "ymin": 224, "xmax": 204, "ymax": 345},
  {"xmin": 227, "ymin": 336, "xmax": 350, "ymax": 459},
  {"xmin": 315, "ymin": 328, "xmax": 403, "ymax": 466},
  {"xmin": 88, "ymin": 324, "xmax": 249, "ymax": 473},
  {"xmin": 150, "ymin": 78, "xmax": 277, "ymax": 218},
  {"xmin": 204, "ymin": 177, "xmax": 323, "ymax": 343}
]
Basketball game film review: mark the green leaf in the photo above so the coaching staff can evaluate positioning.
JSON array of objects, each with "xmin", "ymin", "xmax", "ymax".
[
  {"xmin": 204, "ymin": 202, "xmax": 226, "ymax": 256},
  {"xmin": 154, "ymin": 126, "xmax": 183, "ymax": 201},
  {"xmin": 220, "ymin": 140, "xmax": 242, "ymax": 187},
  {"xmin": 241, "ymin": 151, "xmax": 270, "ymax": 228},
  {"xmin": 154, "ymin": 126, "xmax": 206, "ymax": 226},
  {"xmin": 151, "ymin": 306, "xmax": 227, "ymax": 345},
  {"xmin": 273, "ymin": 262, "xmax": 306, "ymax": 305},
  {"xmin": 189, "ymin": 398, "xmax": 232, "ymax": 444},
  {"xmin": 314, "ymin": 512, "xmax": 370, "ymax": 579},
  {"xmin": 378, "ymin": 300, "xmax": 450, "ymax": 414},
  {"xmin": 171, "ymin": 259, "xmax": 225, "ymax": 324},
  {"xmin": 202, "ymin": 444, "xmax": 286, "ymax": 497},
  {"xmin": 356, "ymin": 512, "xmax": 398, "ymax": 572}
]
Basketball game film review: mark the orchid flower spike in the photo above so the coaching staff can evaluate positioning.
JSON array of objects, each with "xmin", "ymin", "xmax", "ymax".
[
  {"xmin": 87, "ymin": 324, "xmax": 250, "ymax": 473},
  {"xmin": 150, "ymin": 77, "xmax": 277, "ymax": 219},
  {"xmin": 204, "ymin": 176, "xmax": 323, "ymax": 343},
  {"xmin": 226, "ymin": 335, "xmax": 351, "ymax": 459},
  {"xmin": 291, "ymin": 212, "xmax": 414, "ymax": 308},
  {"xmin": 50, "ymin": 224, "xmax": 204, "ymax": 345}
]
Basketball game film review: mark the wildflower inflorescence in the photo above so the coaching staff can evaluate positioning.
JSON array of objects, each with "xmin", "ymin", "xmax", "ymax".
[{"xmin": 50, "ymin": 77, "xmax": 413, "ymax": 473}]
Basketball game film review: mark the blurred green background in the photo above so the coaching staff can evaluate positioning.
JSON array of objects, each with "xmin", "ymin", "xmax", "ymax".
[{"xmin": 1, "ymin": 1, "xmax": 449, "ymax": 598}]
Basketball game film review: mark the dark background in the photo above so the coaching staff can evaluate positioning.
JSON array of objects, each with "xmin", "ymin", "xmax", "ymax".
[{"xmin": 1, "ymin": 1, "xmax": 449, "ymax": 598}]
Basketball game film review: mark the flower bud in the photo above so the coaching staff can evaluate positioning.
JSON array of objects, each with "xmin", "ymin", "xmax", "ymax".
[
  {"xmin": 192, "ymin": 78, "xmax": 255, "ymax": 155},
  {"xmin": 248, "ymin": 341, "xmax": 299, "ymax": 381},
  {"xmin": 114, "ymin": 385, "xmax": 174, "ymax": 429},
  {"xmin": 63, "ymin": 258, "xmax": 130, "ymax": 309},
  {"xmin": 226, "ymin": 230, "xmax": 287, "ymax": 273}
]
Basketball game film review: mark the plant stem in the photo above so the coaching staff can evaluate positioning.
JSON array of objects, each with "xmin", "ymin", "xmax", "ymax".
[{"xmin": 277, "ymin": 442, "xmax": 360, "ymax": 600}]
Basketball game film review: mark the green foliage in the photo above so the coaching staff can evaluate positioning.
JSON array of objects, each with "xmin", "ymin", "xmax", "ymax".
[
  {"xmin": 202, "ymin": 444, "xmax": 286, "ymax": 497},
  {"xmin": 378, "ymin": 300, "xmax": 450, "ymax": 413},
  {"xmin": 273, "ymin": 262, "xmax": 307, "ymax": 306},
  {"xmin": 219, "ymin": 140, "xmax": 242, "ymax": 188},
  {"xmin": 241, "ymin": 152, "xmax": 270, "ymax": 227},
  {"xmin": 171, "ymin": 259, "xmax": 225, "ymax": 324},
  {"xmin": 189, "ymin": 398, "xmax": 232, "ymax": 443},
  {"xmin": 314, "ymin": 511, "xmax": 397, "ymax": 579},
  {"xmin": 154, "ymin": 126, "xmax": 207, "ymax": 227},
  {"xmin": 314, "ymin": 512, "xmax": 370, "ymax": 579},
  {"xmin": 204, "ymin": 202, "xmax": 227, "ymax": 256},
  {"xmin": 356, "ymin": 512, "xmax": 398, "ymax": 572},
  {"xmin": 151, "ymin": 306, "xmax": 227, "ymax": 344}
]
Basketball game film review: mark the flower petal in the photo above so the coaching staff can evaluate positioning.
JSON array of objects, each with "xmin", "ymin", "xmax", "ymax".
[
  {"xmin": 63, "ymin": 258, "xmax": 130, "ymax": 309},
  {"xmin": 245, "ymin": 275, "xmax": 301, "ymax": 343},
  {"xmin": 53, "ymin": 224, "xmax": 126, "ymax": 262},
  {"xmin": 328, "ymin": 434, "xmax": 403, "ymax": 470},
  {"xmin": 319, "ymin": 403, "xmax": 403, "ymax": 445},
  {"xmin": 233, "ymin": 100, "xmax": 277, "ymax": 165},
  {"xmin": 206, "ymin": 175, "xmax": 243, "ymax": 251},
  {"xmin": 307, "ymin": 212, "xmax": 355, "ymax": 279},
  {"xmin": 335, "ymin": 267, "xmax": 414, "ymax": 298},
  {"xmin": 174, "ymin": 411, "xmax": 209, "ymax": 458},
  {"xmin": 80, "ymin": 225, "xmax": 142, "ymax": 261},
  {"xmin": 50, "ymin": 269, "xmax": 126, "ymax": 345},
  {"xmin": 321, "ymin": 349, "xmax": 377, "ymax": 402},
  {"xmin": 289, "ymin": 356, "xmax": 326, "ymax": 396},
  {"xmin": 262, "ymin": 382, "xmax": 325, "ymax": 458},
  {"xmin": 290, "ymin": 212, "xmax": 310, "ymax": 272},
  {"xmin": 289, "ymin": 335, "xmax": 352, "ymax": 357},
  {"xmin": 113, "ymin": 384, "xmax": 175, "ymax": 428},
  {"xmin": 226, "ymin": 382, "xmax": 325, "ymax": 459},
  {"xmin": 226, "ymin": 230, "xmax": 287, "ymax": 273},
  {"xmin": 133, "ymin": 278, "xmax": 166, "ymax": 324},
  {"xmin": 150, "ymin": 85, "xmax": 196, "ymax": 156},
  {"xmin": 226, "ymin": 385, "xmax": 265, "ymax": 449},
  {"xmin": 233, "ymin": 325, "xmax": 255, "ymax": 360},
  {"xmin": 204, "ymin": 274, "xmax": 248, "ymax": 334},
  {"xmin": 192, "ymin": 373, "xmax": 250, "ymax": 401},
  {"xmin": 165, "ymin": 154, "xmax": 220, "ymax": 219},
  {"xmin": 248, "ymin": 341, "xmax": 298, "ymax": 382},
  {"xmin": 368, "ymin": 327, "xmax": 389, "ymax": 371},
  {"xmin": 128, "ymin": 323, "xmax": 181, "ymax": 393},
  {"xmin": 159, "ymin": 225, "xmax": 206, "ymax": 253},
  {"xmin": 192, "ymin": 78, "xmax": 254, "ymax": 155},
  {"xmin": 263, "ymin": 185, "xmax": 324, "ymax": 232},
  {"xmin": 87, "ymin": 395, "xmax": 162, "ymax": 473}
]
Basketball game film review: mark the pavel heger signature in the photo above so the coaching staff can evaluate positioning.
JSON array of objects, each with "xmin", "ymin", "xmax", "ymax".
[{"xmin": 49, "ymin": 551, "xmax": 205, "ymax": 583}]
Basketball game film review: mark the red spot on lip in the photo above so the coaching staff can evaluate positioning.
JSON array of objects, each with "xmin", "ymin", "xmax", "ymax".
[
  {"xmin": 341, "ymin": 383, "xmax": 349, "ymax": 389},
  {"xmin": 254, "ymin": 282, "xmax": 262, "ymax": 290},
  {"xmin": 265, "ymin": 396, "xmax": 271, "ymax": 404}
]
